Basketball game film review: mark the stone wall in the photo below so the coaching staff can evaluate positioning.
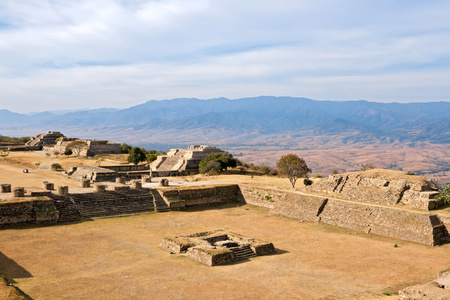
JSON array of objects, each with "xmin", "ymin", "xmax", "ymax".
[
  {"xmin": 186, "ymin": 248, "xmax": 234, "ymax": 266},
  {"xmin": 239, "ymin": 184, "xmax": 448, "ymax": 246},
  {"xmin": 307, "ymin": 170, "xmax": 440, "ymax": 210},
  {"xmin": 160, "ymin": 184, "xmax": 239, "ymax": 209},
  {"xmin": 0, "ymin": 198, "xmax": 59, "ymax": 226},
  {"xmin": 102, "ymin": 164, "xmax": 150, "ymax": 172},
  {"xmin": 237, "ymin": 185, "xmax": 284, "ymax": 209}
]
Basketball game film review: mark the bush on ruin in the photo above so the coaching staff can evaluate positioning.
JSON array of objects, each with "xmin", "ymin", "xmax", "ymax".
[
  {"xmin": 437, "ymin": 185, "xmax": 450, "ymax": 205},
  {"xmin": 277, "ymin": 154, "xmax": 311, "ymax": 188},
  {"xmin": 361, "ymin": 163, "xmax": 376, "ymax": 171}
]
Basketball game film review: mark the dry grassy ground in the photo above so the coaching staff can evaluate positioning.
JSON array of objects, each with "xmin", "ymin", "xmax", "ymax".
[
  {"xmin": 0, "ymin": 151, "xmax": 449, "ymax": 299},
  {"xmin": 2, "ymin": 204, "xmax": 450, "ymax": 300}
]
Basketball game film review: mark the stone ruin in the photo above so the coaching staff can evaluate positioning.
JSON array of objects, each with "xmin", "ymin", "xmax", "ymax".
[
  {"xmin": 46, "ymin": 138, "xmax": 121, "ymax": 157},
  {"xmin": 26, "ymin": 131, "xmax": 64, "ymax": 148},
  {"xmin": 150, "ymin": 145, "xmax": 224, "ymax": 176},
  {"xmin": 160, "ymin": 230, "xmax": 276, "ymax": 266},
  {"xmin": 307, "ymin": 169, "xmax": 441, "ymax": 210},
  {"xmin": 25, "ymin": 131, "xmax": 121, "ymax": 156},
  {"xmin": 399, "ymin": 269, "xmax": 450, "ymax": 299}
]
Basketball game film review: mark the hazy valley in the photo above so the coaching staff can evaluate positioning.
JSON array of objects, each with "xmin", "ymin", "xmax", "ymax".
[{"xmin": 1, "ymin": 96, "xmax": 449, "ymax": 183}]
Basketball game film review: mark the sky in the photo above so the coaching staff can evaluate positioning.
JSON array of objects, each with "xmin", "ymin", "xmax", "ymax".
[{"xmin": 0, "ymin": 0, "xmax": 450, "ymax": 113}]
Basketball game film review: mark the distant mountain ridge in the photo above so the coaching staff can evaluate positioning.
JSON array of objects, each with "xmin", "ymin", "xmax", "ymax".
[{"xmin": 1, "ymin": 96, "xmax": 449, "ymax": 146}]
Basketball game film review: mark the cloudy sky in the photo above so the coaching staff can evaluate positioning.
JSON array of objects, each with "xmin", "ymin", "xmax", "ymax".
[{"xmin": 0, "ymin": 0, "xmax": 449, "ymax": 113}]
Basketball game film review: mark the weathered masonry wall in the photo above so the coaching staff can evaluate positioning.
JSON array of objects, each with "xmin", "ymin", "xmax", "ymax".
[
  {"xmin": 160, "ymin": 184, "xmax": 239, "ymax": 210},
  {"xmin": 238, "ymin": 185, "xmax": 448, "ymax": 246},
  {"xmin": 0, "ymin": 198, "xmax": 59, "ymax": 226}
]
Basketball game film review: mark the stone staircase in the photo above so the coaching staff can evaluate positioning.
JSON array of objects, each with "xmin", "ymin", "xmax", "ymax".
[
  {"xmin": 156, "ymin": 157, "xmax": 182, "ymax": 172},
  {"xmin": 150, "ymin": 189, "xmax": 170, "ymax": 212},
  {"xmin": 51, "ymin": 195, "xmax": 80, "ymax": 223},
  {"xmin": 68, "ymin": 189, "xmax": 154, "ymax": 218},
  {"xmin": 231, "ymin": 245, "xmax": 256, "ymax": 261}
]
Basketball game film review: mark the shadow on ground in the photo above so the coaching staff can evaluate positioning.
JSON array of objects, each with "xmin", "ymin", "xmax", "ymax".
[{"xmin": 0, "ymin": 252, "xmax": 32, "ymax": 283}]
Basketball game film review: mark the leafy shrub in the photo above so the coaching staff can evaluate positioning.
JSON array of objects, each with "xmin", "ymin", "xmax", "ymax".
[
  {"xmin": 303, "ymin": 178, "xmax": 313, "ymax": 186},
  {"xmin": 199, "ymin": 161, "xmax": 221, "ymax": 174},
  {"xmin": 314, "ymin": 174, "xmax": 323, "ymax": 178},
  {"xmin": 361, "ymin": 163, "xmax": 376, "ymax": 171},
  {"xmin": 51, "ymin": 163, "xmax": 62, "ymax": 171},
  {"xmin": 259, "ymin": 165, "xmax": 271, "ymax": 175},
  {"xmin": 437, "ymin": 184, "xmax": 450, "ymax": 205}
]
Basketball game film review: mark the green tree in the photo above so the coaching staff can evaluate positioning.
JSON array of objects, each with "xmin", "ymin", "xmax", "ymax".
[
  {"xmin": 276, "ymin": 154, "xmax": 311, "ymax": 188},
  {"xmin": 128, "ymin": 147, "xmax": 147, "ymax": 165},
  {"xmin": 198, "ymin": 152, "xmax": 237, "ymax": 174},
  {"xmin": 146, "ymin": 152, "xmax": 159, "ymax": 163},
  {"xmin": 121, "ymin": 143, "xmax": 132, "ymax": 154},
  {"xmin": 437, "ymin": 184, "xmax": 450, "ymax": 205},
  {"xmin": 66, "ymin": 141, "xmax": 88, "ymax": 158},
  {"xmin": 199, "ymin": 160, "xmax": 221, "ymax": 174},
  {"xmin": 259, "ymin": 165, "xmax": 271, "ymax": 175},
  {"xmin": 64, "ymin": 148, "xmax": 72, "ymax": 157}
]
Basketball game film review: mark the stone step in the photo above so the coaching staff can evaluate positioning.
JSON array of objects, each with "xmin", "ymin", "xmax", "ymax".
[
  {"xmin": 231, "ymin": 246, "xmax": 256, "ymax": 260},
  {"xmin": 150, "ymin": 189, "xmax": 170, "ymax": 213}
]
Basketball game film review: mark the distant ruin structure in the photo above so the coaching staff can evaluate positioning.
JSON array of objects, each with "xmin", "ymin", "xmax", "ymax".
[
  {"xmin": 150, "ymin": 145, "xmax": 224, "ymax": 176},
  {"xmin": 26, "ymin": 131, "xmax": 121, "ymax": 156},
  {"xmin": 47, "ymin": 138, "xmax": 121, "ymax": 157},
  {"xmin": 26, "ymin": 131, "xmax": 64, "ymax": 148}
]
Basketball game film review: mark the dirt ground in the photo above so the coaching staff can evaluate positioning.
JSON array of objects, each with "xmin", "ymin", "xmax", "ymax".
[
  {"xmin": 0, "ymin": 151, "xmax": 450, "ymax": 299},
  {"xmin": 1, "ymin": 204, "xmax": 449, "ymax": 299}
]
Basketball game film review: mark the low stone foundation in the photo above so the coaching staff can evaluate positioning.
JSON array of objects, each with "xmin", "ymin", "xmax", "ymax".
[
  {"xmin": 0, "ymin": 197, "xmax": 59, "ymax": 226},
  {"xmin": 160, "ymin": 184, "xmax": 239, "ymax": 210},
  {"xmin": 160, "ymin": 230, "xmax": 276, "ymax": 266}
]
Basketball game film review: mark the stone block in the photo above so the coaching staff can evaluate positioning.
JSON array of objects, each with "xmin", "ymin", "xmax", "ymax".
[
  {"xmin": 43, "ymin": 181, "xmax": 54, "ymax": 190},
  {"xmin": 57, "ymin": 186, "xmax": 69, "ymax": 196},
  {"xmin": 94, "ymin": 184, "xmax": 106, "ymax": 192},
  {"xmin": 80, "ymin": 179, "xmax": 90, "ymax": 188},
  {"xmin": 159, "ymin": 179, "xmax": 169, "ymax": 186},
  {"xmin": 13, "ymin": 187, "xmax": 25, "ymax": 197},
  {"xmin": 142, "ymin": 175, "xmax": 152, "ymax": 183},
  {"xmin": 116, "ymin": 177, "xmax": 126, "ymax": 184},
  {"xmin": 132, "ymin": 181, "xmax": 142, "ymax": 189},
  {"xmin": 1, "ymin": 183, "xmax": 11, "ymax": 193}
]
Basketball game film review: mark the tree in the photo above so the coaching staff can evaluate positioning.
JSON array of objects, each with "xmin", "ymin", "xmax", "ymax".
[
  {"xmin": 128, "ymin": 147, "xmax": 147, "ymax": 165},
  {"xmin": 146, "ymin": 152, "xmax": 159, "ymax": 163},
  {"xmin": 199, "ymin": 160, "xmax": 221, "ymax": 174},
  {"xmin": 121, "ymin": 143, "xmax": 132, "ymax": 154},
  {"xmin": 437, "ymin": 184, "xmax": 450, "ymax": 205},
  {"xmin": 64, "ymin": 148, "xmax": 73, "ymax": 157},
  {"xmin": 361, "ymin": 163, "xmax": 376, "ymax": 171},
  {"xmin": 276, "ymin": 154, "xmax": 311, "ymax": 188},
  {"xmin": 66, "ymin": 141, "xmax": 87, "ymax": 158},
  {"xmin": 198, "ymin": 152, "xmax": 237, "ymax": 174}
]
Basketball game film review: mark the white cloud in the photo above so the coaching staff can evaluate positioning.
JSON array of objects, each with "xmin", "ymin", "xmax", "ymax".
[{"xmin": 0, "ymin": 0, "xmax": 449, "ymax": 112}]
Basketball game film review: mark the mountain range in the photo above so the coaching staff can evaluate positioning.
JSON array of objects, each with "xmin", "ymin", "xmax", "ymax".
[
  {"xmin": 1, "ymin": 96, "xmax": 449, "ymax": 182},
  {"xmin": 1, "ymin": 96, "xmax": 449, "ymax": 145}
]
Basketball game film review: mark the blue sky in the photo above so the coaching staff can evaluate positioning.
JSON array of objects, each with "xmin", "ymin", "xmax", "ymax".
[{"xmin": 0, "ymin": 0, "xmax": 449, "ymax": 113}]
